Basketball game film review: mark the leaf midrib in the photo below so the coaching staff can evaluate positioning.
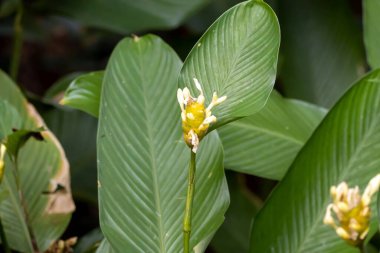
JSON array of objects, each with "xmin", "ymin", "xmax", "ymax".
[
  {"xmin": 295, "ymin": 111, "xmax": 380, "ymax": 253},
  {"xmin": 137, "ymin": 41, "xmax": 166, "ymax": 253}
]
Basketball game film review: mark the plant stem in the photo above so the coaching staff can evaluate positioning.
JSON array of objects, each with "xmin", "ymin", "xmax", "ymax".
[
  {"xmin": 183, "ymin": 151, "xmax": 196, "ymax": 253},
  {"xmin": 358, "ymin": 243, "xmax": 365, "ymax": 253},
  {"xmin": 10, "ymin": 2, "xmax": 24, "ymax": 81},
  {"xmin": 0, "ymin": 217, "xmax": 11, "ymax": 253}
]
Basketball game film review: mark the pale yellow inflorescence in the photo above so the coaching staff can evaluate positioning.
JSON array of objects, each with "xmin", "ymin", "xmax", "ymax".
[
  {"xmin": 177, "ymin": 78, "xmax": 226, "ymax": 153},
  {"xmin": 323, "ymin": 174, "xmax": 380, "ymax": 246}
]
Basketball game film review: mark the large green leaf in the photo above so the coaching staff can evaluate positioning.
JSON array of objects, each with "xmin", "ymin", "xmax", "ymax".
[
  {"xmin": 36, "ymin": 0, "xmax": 209, "ymax": 33},
  {"xmin": 363, "ymin": 0, "xmax": 380, "ymax": 69},
  {"xmin": 0, "ymin": 69, "xmax": 75, "ymax": 252},
  {"xmin": 250, "ymin": 69, "xmax": 380, "ymax": 253},
  {"xmin": 61, "ymin": 71, "xmax": 103, "ymax": 118},
  {"xmin": 278, "ymin": 0, "xmax": 365, "ymax": 108},
  {"xmin": 179, "ymin": 0, "xmax": 280, "ymax": 129},
  {"xmin": 218, "ymin": 91, "xmax": 326, "ymax": 180},
  {"xmin": 98, "ymin": 35, "xmax": 229, "ymax": 252}
]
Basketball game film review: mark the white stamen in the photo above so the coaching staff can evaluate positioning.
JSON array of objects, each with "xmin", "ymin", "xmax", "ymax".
[
  {"xmin": 323, "ymin": 204, "xmax": 335, "ymax": 225},
  {"xmin": 177, "ymin": 89, "xmax": 184, "ymax": 111},
  {"xmin": 197, "ymin": 94, "xmax": 205, "ymax": 104},
  {"xmin": 183, "ymin": 88, "xmax": 191, "ymax": 105},
  {"xmin": 193, "ymin": 78, "xmax": 203, "ymax": 94},
  {"xmin": 203, "ymin": 115, "xmax": 217, "ymax": 125},
  {"xmin": 363, "ymin": 174, "xmax": 380, "ymax": 205},
  {"xmin": 181, "ymin": 112, "xmax": 187, "ymax": 121},
  {"xmin": 216, "ymin": 95, "xmax": 227, "ymax": 105},
  {"xmin": 0, "ymin": 144, "xmax": 5, "ymax": 160}
]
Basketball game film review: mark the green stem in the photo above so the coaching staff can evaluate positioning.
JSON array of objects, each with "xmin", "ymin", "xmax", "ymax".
[
  {"xmin": 183, "ymin": 151, "xmax": 196, "ymax": 253},
  {"xmin": 358, "ymin": 243, "xmax": 365, "ymax": 253},
  {"xmin": 0, "ymin": 217, "xmax": 11, "ymax": 253},
  {"xmin": 10, "ymin": 3, "xmax": 24, "ymax": 81}
]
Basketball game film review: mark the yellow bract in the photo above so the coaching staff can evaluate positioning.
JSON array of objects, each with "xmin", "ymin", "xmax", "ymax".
[
  {"xmin": 177, "ymin": 78, "xmax": 226, "ymax": 153},
  {"xmin": 324, "ymin": 174, "xmax": 380, "ymax": 246}
]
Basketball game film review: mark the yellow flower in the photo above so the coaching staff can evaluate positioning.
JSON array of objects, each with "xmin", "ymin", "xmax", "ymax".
[
  {"xmin": 177, "ymin": 78, "xmax": 226, "ymax": 153},
  {"xmin": 323, "ymin": 174, "xmax": 380, "ymax": 246},
  {"xmin": 0, "ymin": 144, "xmax": 6, "ymax": 183}
]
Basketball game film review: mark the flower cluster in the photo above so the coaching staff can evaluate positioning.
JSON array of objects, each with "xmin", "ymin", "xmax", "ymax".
[
  {"xmin": 323, "ymin": 174, "xmax": 380, "ymax": 246},
  {"xmin": 177, "ymin": 78, "xmax": 226, "ymax": 153}
]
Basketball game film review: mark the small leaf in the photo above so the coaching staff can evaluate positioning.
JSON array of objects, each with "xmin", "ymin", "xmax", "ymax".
[
  {"xmin": 218, "ymin": 91, "xmax": 326, "ymax": 180},
  {"xmin": 179, "ymin": 0, "xmax": 280, "ymax": 129},
  {"xmin": 250, "ymin": 69, "xmax": 380, "ymax": 253},
  {"xmin": 61, "ymin": 71, "xmax": 103, "ymax": 117}
]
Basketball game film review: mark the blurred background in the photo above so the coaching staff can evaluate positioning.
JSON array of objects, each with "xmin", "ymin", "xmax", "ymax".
[{"xmin": 0, "ymin": 0, "xmax": 368, "ymax": 252}]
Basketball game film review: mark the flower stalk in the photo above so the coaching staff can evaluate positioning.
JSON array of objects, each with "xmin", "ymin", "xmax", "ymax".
[{"xmin": 183, "ymin": 151, "xmax": 196, "ymax": 253}]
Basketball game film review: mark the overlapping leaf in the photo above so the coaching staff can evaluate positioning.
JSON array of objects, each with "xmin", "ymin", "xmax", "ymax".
[
  {"xmin": 0, "ymin": 69, "xmax": 75, "ymax": 252},
  {"xmin": 98, "ymin": 35, "xmax": 229, "ymax": 252},
  {"xmin": 179, "ymin": 0, "xmax": 280, "ymax": 129},
  {"xmin": 218, "ymin": 91, "xmax": 326, "ymax": 180},
  {"xmin": 250, "ymin": 70, "xmax": 380, "ymax": 253}
]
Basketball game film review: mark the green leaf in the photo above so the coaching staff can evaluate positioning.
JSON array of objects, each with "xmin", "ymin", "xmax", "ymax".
[
  {"xmin": 0, "ymin": 100, "xmax": 22, "ymax": 140},
  {"xmin": 210, "ymin": 172, "xmax": 261, "ymax": 253},
  {"xmin": 363, "ymin": 0, "xmax": 380, "ymax": 69},
  {"xmin": 0, "ymin": 69, "xmax": 75, "ymax": 252},
  {"xmin": 61, "ymin": 71, "xmax": 103, "ymax": 117},
  {"xmin": 179, "ymin": 0, "xmax": 280, "ymax": 129},
  {"xmin": 218, "ymin": 91, "xmax": 327, "ymax": 180},
  {"xmin": 279, "ymin": 0, "xmax": 366, "ymax": 108},
  {"xmin": 250, "ymin": 69, "xmax": 380, "ymax": 253},
  {"xmin": 36, "ymin": 0, "xmax": 209, "ymax": 33},
  {"xmin": 98, "ymin": 35, "xmax": 229, "ymax": 252}
]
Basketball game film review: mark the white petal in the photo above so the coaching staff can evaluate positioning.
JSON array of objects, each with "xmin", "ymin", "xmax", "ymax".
[
  {"xmin": 363, "ymin": 174, "xmax": 380, "ymax": 205},
  {"xmin": 189, "ymin": 130, "xmax": 199, "ymax": 153},
  {"xmin": 193, "ymin": 78, "xmax": 203, "ymax": 94},
  {"xmin": 177, "ymin": 89, "xmax": 184, "ymax": 111},
  {"xmin": 0, "ymin": 144, "xmax": 5, "ymax": 160},
  {"xmin": 323, "ymin": 204, "xmax": 335, "ymax": 225},
  {"xmin": 216, "ymin": 95, "xmax": 227, "ymax": 104},
  {"xmin": 203, "ymin": 115, "xmax": 217, "ymax": 125}
]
